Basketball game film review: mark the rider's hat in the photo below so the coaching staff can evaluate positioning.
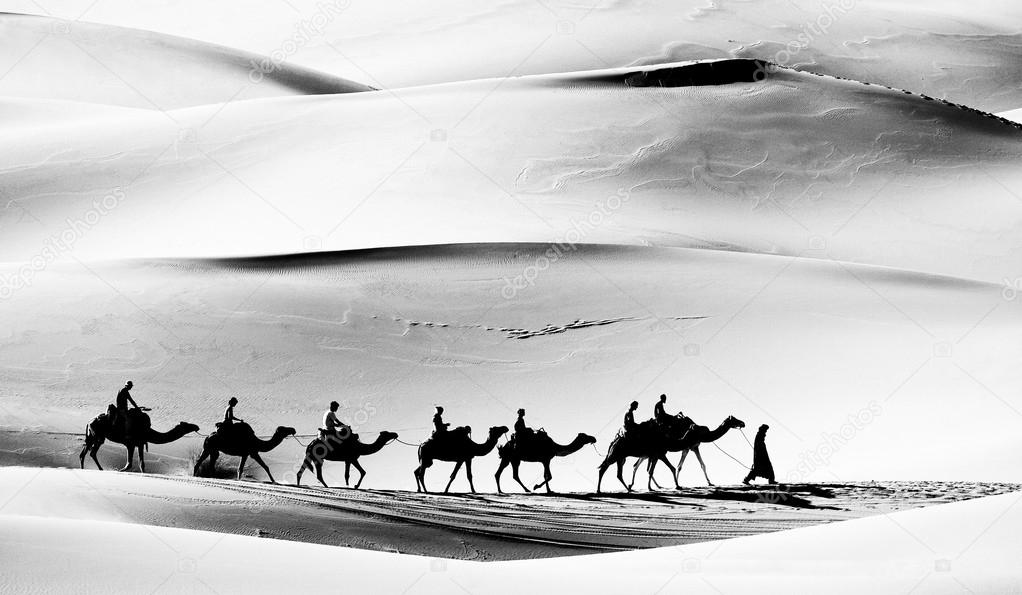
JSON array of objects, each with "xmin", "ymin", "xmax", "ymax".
[
  {"xmin": 228, "ymin": 397, "xmax": 239, "ymax": 405},
  {"xmin": 517, "ymin": 408, "xmax": 525, "ymax": 415}
]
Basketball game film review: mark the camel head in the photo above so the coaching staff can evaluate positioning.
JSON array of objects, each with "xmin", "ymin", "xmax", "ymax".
[
  {"xmin": 274, "ymin": 426, "xmax": 298, "ymax": 438},
  {"xmin": 577, "ymin": 433, "xmax": 597, "ymax": 445},
  {"xmin": 379, "ymin": 431, "xmax": 399, "ymax": 442},
  {"xmin": 488, "ymin": 425, "xmax": 510, "ymax": 438},
  {"xmin": 725, "ymin": 416, "xmax": 746, "ymax": 429},
  {"xmin": 178, "ymin": 422, "xmax": 200, "ymax": 434}
]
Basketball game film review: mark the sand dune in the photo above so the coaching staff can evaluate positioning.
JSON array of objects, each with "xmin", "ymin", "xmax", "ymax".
[
  {"xmin": 0, "ymin": 468, "xmax": 1018, "ymax": 593},
  {"xmin": 0, "ymin": 467, "xmax": 1015, "ymax": 561},
  {"xmin": 0, "ymin": 12, "xmax": 373, "ymax": 110},
  {"xmin": 11, "ymin": 1, "xmax": 1022, "ymax": 112},
  {"xmin": 3, "ymin": 60, "xmax": 1021, "ymax": 283},
  {"xmin": 1, "ymin": 244, "xmax": 1018, "ymax": 491}
]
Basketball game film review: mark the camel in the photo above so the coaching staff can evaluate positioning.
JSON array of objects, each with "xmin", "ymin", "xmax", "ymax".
[
  {"xmin": 192, "ymin": 422, "xmax": 296, "ymax": 483},
  {"xmin": 413, "ymin": 425, "xmax": 508, "ymax": 493},
  {"xmin": 596, "ymin": 419, "xmax": 686, "ymax": 493},
  {"xmin": 495, "ymin": 431, "xmax": 596, "ymax": 494},
  {"xmin": 629, "ymin": 415, "xmax": 746, "ymax": 489},
  {"xmin": 80, "ymin": 408, "xmax": 198, "ymax": 473},
  {"xmin": 296, "ymin": 431, "xmax": 398, "ymax": 489}
]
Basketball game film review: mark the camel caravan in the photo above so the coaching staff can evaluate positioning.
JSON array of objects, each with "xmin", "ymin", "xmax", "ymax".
[{"xmin": 80, "ymin": 383, "xmax": 773, "ymax": 494}]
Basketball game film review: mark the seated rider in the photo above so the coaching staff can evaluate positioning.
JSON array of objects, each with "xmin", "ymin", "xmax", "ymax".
[
  {"xmin": 323, "ymin": 400, "xmax": 353, "ymax": 442},
  {"xmin": 432, "ymin": 406, "xmax": 449, "ymax": 437},
  {"xmin": 219, "ymin": 397, "xmax": 243, "ymax": 430},
  {"xmin": 512, "ymin": 408, "xmax": 534, "ymax": 446},
  {"xmin": 623, "ymin": 400, "xmax": 639, "ymax": 434},
  {"xmin": 654, "ymin": 394, "xmax": 670, "ymax": 425},
  {"xmin": 113, "ymin": 380, "xmax": 139, "ymax": 429}
]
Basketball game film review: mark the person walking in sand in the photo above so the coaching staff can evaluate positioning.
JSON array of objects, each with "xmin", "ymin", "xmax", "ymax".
[{"xmin": 743, "ymin": 424, "xmax": 776, "ymax": 485}]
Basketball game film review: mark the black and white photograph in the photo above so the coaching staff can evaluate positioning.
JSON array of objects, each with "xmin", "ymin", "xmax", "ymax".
[{"xmin": 1, "ymin": 1, "xmax": 1021, "ymax": 593}]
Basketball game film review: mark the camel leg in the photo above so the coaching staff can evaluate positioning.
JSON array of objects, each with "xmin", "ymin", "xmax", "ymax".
[
  {"xmin": 597, "ymin": 459, "xmax": 614, "ymax": 493},
  {"xmin": 250, "ymin": 452, "xmax": 275, "ymax": 484},
  {"xmin": 415, "ymin": 458, "xmax": 432, "ymax": 493},
  {"xmin": 119, "ymin": 446, "xmax": 134, "ymax": 472},
  {"xmin": 657, "ymin": 454, "xmax": 679, "ymax": 489},
  {"xmin": 90, "ymin": 444, "xmax": 103, "ymax": 471},
  {"xmin": 676, "ymin": 449, "xmax": 690, "ymax": 484},
  {"xmin": 693, "ymin": 446, "xmax": 712, "ymax": 486},
  {"xmin": 344, "ymin": 462, "xmax": 351, "ymax": 486},
  {"xmin": 78, "ymin": 438, "xmax": 90, "ymax": 469},
  {"xmin": 296, "ymin": 455, "xmax": 312, "ymax": 486},
  {"xmin": 616, "ymin": 460, "xmax": 631, "ymax": 492},
  {"xmin": 138, "ymin": 447, "xmax": 146, "ymax": 474},
  {"xmin": 445, "ymin": 461, "xmax": 464, "ymax": 493},
  {"xmin": 312, "ymin": 460, "xmax": 328, "ymax": 487},
  {"xmin": 511, "ymin": 461, "xmax": 530, "ymax": 493},
  {"xmin": 352, "ymin": 460, "xmax": 367, "ymax": 490},
  {"xmin": 237, "ymin": 455, "xmax": 248, "ymax": 480},
  {"xmin": 628, "ymin": 457, "xmax": 645, "ymax": 491},
  {"xmin": 193, "ymin": 448, "xmax": 210, "ymax": 476},
  {"xmin": 494, "ymin": 458, "xmax": 509, "ymax": 494},
  {"xmin": 647, "ymin": 457, "xmax": 661, "ymax": 491},
  {"xmin": 534, "ymin": 461, "xmax": 553, "ymax": 493},
  {"xmin": 465, "ymin": 459, "xmax": 476, "ymax": 493}
]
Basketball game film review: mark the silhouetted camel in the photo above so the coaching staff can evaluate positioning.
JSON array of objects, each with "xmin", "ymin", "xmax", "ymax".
[
  {"xmin": 495, "ymin": 432, "xmax": 596, "ymax": 493},
  {"xmin": 629, "ymin": 415, "xmax": 746, "ymax": 489},
  {"xmin": 596, "ymin": 419, "xmax": 685, "ymax": 493},
  {"xmin": 79, "ymin": 408, "xmax": 198, "ymax": 473},
  {"xmin": 193, "ymin": 423, "xmax": 296, "ymax": 483},
  {"xmin": 413, "ymin": 426, "xmax": 508, "ymax": 493},
  {"xmin": 296, "ymin": 431, "xmax": 398, "ymax": 489}
]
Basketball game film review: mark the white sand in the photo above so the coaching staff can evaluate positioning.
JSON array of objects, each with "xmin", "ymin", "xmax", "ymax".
[{"xmin": 1, "ymin": 473, "xmax": 1018, "ymax": 593}]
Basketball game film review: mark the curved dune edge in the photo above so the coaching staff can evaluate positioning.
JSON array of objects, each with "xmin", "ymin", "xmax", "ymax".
[
  {"xmin": 152, "ymin": 243, "xmax": 998, "ymax": 292},
  {"xmin": 3, "ymin": 59, "xmax": 1021, "ymax": 282},
  {"xmin": 0, "ymin": 483, "xmax": 1019, "ymax": 593},
  {"xmin": 0, "ymin": 12, "xmax": 374, "ymax": 110}
]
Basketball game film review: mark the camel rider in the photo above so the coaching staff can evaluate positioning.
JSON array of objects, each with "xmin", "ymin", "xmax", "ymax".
[
  {"xmin": 113, "ymin": 381, "xmax": 139, "ymax": 429},
  {"xmin": 222, "ymin": 397, "xmax": 243, "ymax": 427},
  {"xmin": 654, "ymin": 394, "xmax": 669, "ymax": 425},
  {"xmin": 512, "ymin": 408, "xmax": 534, "ymax": 447},
  {"xmin": 432, "ymin": 406, "xmax": 449, "ymax": 437},
  {"xmin": 623, "ymin": 401, "xmax": 639, "ymax": 434},
  {"xmin": 323, "ymin": 401, "xmax": 353, "ymax": 441}
]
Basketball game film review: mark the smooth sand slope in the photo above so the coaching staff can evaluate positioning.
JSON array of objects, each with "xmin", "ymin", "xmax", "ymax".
[
  {"xmin": 0, "ymin": 468, "xmax": 1015, "ymax": 561},
  {"xmin": 0, "ymin": 473, "xmax": 1018, "ymax": 593},
  {"xmin": 3, "ymin": 60, "xmax": 1022, "ymax": 282},
  {"xmin": 0, "ymin": 12, "xmax": 373, "ymax": 110},
  {"xmin": 9, "ymin": 1, "xmax": 1022, "ymax": 112},
  {"xmin": 1, "ymin": 245, "xmax": 1019, "ymax": 490}
]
